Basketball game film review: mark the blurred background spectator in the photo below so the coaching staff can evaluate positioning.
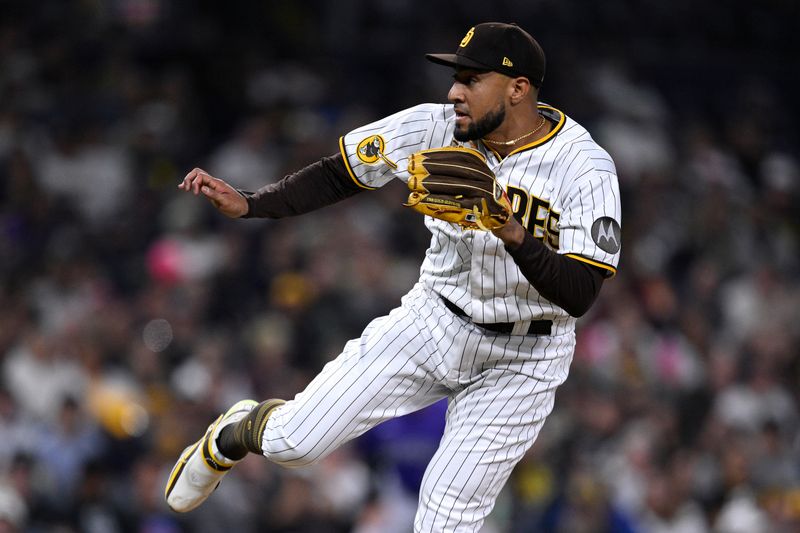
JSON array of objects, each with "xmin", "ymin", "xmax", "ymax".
[{"xmin": 1, "ymin": 1, "xmax": 798, "ymax": 531}]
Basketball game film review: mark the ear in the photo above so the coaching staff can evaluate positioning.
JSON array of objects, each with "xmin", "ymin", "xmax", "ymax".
[{"xmin": 508, "ymin": 77, "xmax": 533, "ymax": 105}]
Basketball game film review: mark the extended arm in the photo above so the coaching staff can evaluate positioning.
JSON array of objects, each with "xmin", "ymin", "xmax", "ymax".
[{"xmin": 178, "ymin": 153, "xmax": 363, "ymax": 219}]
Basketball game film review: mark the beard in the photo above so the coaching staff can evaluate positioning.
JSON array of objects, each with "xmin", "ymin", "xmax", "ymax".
[{"xmin": 453, "ymin": 103, "xmax": 506, "ymax": 142}]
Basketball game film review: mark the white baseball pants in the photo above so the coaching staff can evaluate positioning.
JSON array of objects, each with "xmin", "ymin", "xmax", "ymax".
[{"xmin": 259, "ymin": 282, "xmax": 575, "ymax": 532}]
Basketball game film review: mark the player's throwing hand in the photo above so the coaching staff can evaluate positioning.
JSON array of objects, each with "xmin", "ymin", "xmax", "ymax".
[{"xmin": 178, "ymin": 168, "xmax": 248, "ymax": 218}]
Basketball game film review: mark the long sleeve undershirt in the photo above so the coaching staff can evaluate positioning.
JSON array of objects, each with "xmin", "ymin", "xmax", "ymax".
[
  {"xmin": 504, "ymin": 234, "xmax": 604, "ymax": 317},
  {"xmin": 239, "ymin": 154, "xmax": 363, "ymax": 218},
  {"xmin": 239, "ymin": 153, "xmax": 603, "ymax": 317}
]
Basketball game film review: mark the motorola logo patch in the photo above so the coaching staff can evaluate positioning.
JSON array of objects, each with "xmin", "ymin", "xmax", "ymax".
[{"xmin": 591, "ymin": 217, "xmax": 621, "ymax": 254}]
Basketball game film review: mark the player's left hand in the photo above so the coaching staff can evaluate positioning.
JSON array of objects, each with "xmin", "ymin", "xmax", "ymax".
[{"xmin": 491, "ymin": 215, "xmax": 527, "ymax": 249}]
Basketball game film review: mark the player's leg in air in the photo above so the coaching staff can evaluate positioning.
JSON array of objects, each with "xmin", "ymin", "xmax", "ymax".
[{"xmin": 165, "ymin": 285, "xmax": 451, "ymax": 513}]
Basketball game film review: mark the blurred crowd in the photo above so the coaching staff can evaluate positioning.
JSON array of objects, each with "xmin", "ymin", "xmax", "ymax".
[{"xmin": 1, "ymin": 1, "xmax": 799, "ymax": 532}]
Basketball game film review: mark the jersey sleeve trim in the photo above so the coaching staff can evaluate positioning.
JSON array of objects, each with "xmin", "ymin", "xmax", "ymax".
[
  {"xmin": 338, "ymin": 136, "xmax": 377, "ymax": 190},
  {"xmin": 565, "ymin": 253, "xmax": 617, "ymax": 279}
]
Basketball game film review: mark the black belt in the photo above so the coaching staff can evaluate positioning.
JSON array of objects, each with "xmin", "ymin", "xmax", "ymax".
[{"xmin": 440, "ymin": 296, "xmax": 552, "ymax": 336}]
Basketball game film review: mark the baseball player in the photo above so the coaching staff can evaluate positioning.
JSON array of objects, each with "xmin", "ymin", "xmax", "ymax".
[{"xmin": 165, "ymin": 22, "xmax": 621, "ymax": 532}]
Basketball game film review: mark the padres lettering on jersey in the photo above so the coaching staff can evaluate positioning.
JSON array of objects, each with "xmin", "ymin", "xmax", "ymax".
[{"xmin": 339, "ymin": 103, "xmax": 621, "ymax": 327}]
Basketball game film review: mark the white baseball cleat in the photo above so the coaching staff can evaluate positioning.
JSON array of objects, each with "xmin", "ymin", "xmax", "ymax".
[{"xmin": 165, "ymin": 399, "xmax": 258, "ymax": 512}]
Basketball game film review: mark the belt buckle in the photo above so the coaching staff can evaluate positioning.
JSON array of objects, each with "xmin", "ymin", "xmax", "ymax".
[{"xmin": 510, "ymin": 320, "xmax": 531, "ymax": 336}]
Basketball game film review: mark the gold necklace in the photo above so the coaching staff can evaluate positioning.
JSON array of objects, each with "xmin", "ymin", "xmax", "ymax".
[{"xmin": 482, "ymin": 116, "xmax": 546, "ymax": 146}]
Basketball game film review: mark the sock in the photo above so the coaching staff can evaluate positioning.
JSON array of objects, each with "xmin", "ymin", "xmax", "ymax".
[
  {"xmin": 217, "ymin": 425, "xmax": 248, "ymax": 461},
  {"xmin": 216, "ymin": 399, "xmax": 286, "ymax": 460}
]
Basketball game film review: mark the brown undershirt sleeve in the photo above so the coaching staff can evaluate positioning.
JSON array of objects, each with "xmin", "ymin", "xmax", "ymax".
[
  {"xmin": 505, "ymin": 233, "xmax": 605, "ymax": 318},
  {"xmin": 238, "ymin": 153, "xmax": 363, "ymax": 219}
]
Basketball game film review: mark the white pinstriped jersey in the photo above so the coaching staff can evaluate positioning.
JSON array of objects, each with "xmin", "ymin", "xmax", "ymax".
[{"xmin": 339, "ymin": 103, "xmax": 621, "ymax": 330}]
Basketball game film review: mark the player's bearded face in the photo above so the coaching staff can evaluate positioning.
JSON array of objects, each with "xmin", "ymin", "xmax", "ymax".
[{"xmin": 453, "ymin": 102, "xmax": 506, "ymax": 142}]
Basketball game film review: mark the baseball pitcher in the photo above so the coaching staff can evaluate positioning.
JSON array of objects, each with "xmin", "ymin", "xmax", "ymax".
[{"xmin": 165, "ymin": 22, "xmax": 621, "ymax": 532}]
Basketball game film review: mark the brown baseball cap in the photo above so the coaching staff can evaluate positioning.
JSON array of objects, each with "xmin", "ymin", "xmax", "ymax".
[{"xmin": 426, "ymin": 22, "xmax": 546, "ymax": 87}]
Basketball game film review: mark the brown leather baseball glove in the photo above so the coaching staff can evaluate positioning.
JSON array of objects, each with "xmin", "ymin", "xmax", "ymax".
[{"xmin": 404, "ymin": 147, "xmax": 512, "ymax": 231}]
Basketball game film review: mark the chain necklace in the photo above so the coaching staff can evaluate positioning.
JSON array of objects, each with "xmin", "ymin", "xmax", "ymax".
[{"xmin": 482, "ymin": 115, "xmax": 546, "ymax": 146}]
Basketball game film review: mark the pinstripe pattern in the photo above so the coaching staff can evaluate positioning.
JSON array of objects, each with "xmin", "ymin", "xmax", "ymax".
[
  {"xmin": 255, "ymin": 102, "xmax": 621, "ymax": 531},
  {"xmin": 258, "ymin": 283, "xmax": 575, "ymax": 531}
]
